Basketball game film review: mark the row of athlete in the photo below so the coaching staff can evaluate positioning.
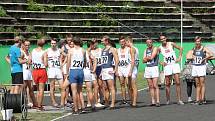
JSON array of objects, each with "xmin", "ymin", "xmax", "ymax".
[
  {"xmin": 143, "ymin": 35, "xmax": 213, "ymax": 107},
  {"xmin": 18, "ymin": 35, "xmax": 139, "ymax": 114},
  {"xmin": 19, "ymin": 34, "xmax": 213, "ymax": 114}
]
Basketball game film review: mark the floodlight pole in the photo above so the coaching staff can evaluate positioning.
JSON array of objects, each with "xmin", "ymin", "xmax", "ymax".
[{"xmin": 180, "ymin": 0, "xmax": 183, "ymax": 68}]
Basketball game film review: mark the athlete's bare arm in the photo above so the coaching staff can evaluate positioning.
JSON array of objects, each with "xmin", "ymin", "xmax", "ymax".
[
  {"xmin": 142, "ymin": 50, "xmax": 147, "ymax": 63},
  {"xmin": 158, "ymin": 47, "xmax": 166, "ymax": 66},
  {"xmin": 150, "ymin": 47, "xmax": 158, "ymax": 61},
  {"xmin": 90, "ymin": 53, "xmax": 97, "ymax": 73},
  {"xmin": 61, "ymin": 46, "xmax": 67, "ymax": 66},
  {"xmin": 66, "ymin": 50, "xmax": 72, "ymax": 75},
  {"xmin": 111, "ymin": 47, "xmax": 119, "ymax": 75},
  {"xmin": 28, "ymin": 50, "xmax": 33, "ymax": 65},
  {"xmin": 42, "ymin": 50, "xmax": 48, "ymax": 67},
  {"xmin": 5, "ymin": 55, "xmax": 10, "ymax": 64},
  {"xmin": 18, "ymin": 52, "xmax": 27, "ymax": 64},
  {"xmin": 172, "ymin": 42, "xmax": 183, "ymax": 62},
  {"xmin": 129, "ymin": 47, "xmax": 135, "ymax": 75},
  {"xmin": 204, "ymin": 47, "xmax": 214, "ymax": 60},
  {"xmin": 59, "ymin": 49, "xmax": 64, "ymax": 68},
  {"xmin": 186, "ymin": 50, "xmax": 194, "ymax": 60}
]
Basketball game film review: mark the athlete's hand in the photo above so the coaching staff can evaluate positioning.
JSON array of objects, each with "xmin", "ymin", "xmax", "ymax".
[
  {"xmin": 108, "ymin": 70, "xmax": 115, "ymax": 74},
  {"xmin": 143, "ymin": 58, "xmax": 148, "ymax": 63},
  {"xmin": 115, "ymin": 71, "xmax": 119, "ymax": 77},
  {"xmin": 176, "ymin": 58, "xmax": 181, "ymax": 63},
  {"xmin": 201, "ymin": 58, "xmax": 206, "ymax": 64},
  {"xmin": 128, "ymin": 71, "xmax": 132, "ymax": 77},
  {"xmin": 192, "ymin": 55, "xmax": 196, "ymax": 60},
  {"xmin": 161, "ymin": 62, "xmax": 167, "ymax": 66}
]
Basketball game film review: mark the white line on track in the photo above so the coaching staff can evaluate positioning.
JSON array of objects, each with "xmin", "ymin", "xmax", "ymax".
[
  {"xmin": 50, "ymin": 87, "xmax": 149, "ymax": 121},
  {"xmin": 50, "ymin": 113, "xmax": 72, "ymax": 121}
]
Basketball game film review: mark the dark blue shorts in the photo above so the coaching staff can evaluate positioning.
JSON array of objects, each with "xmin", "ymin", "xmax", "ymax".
[
  {"xmin": 96, "ymin": 66, "xmax": 102, "ymax": 77},
  {"xmin": 69, "ymin": 69, "xmax": 84, "ymax": 84}
]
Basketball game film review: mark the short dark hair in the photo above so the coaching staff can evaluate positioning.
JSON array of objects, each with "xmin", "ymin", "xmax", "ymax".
[
  {"xmin": 126, "ymin": 36, "xmax": 133, "ymax": 43},
  {"xmin": 51, "ymin": 38, "xmax": 58, "ymax": 42},
  {"xmin": 195, "ymin": 36, "xmax": 201, "ymax": 41},
  {"xmin": 110, "ymin": 41, "xmax": 116, "ymax": 48},
  {"xmin": 37, "ymin": 38, "xmax": 45, "ymax": 47},
  {"xmin": 66, "ymin": 34, "xmax": 73, "ymax": 38},
  {"xmin": 73, "ymin": 37, "xmax": 82, "ymax": 46},
  {"xmin": 119, "ymin": 36, "xmax": 125, "ymax": 41},
  {"xmin": 23, "ymin": 39, "xmax": 30, "ymax": 44},
  {"xmin": 87, "ymin": 39, "xmax": 96, "ymax": 48},
  {"xmin": 103, "ymin": 35, "xmax": 111, "ymax": 43}
]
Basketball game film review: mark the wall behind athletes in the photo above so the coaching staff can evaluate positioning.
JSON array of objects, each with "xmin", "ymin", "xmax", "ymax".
[{"xmin": 0, "ymin": 42, "xmax": 213, "ymax": 84}]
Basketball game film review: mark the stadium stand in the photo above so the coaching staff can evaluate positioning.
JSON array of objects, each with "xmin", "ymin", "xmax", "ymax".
[{"xmin": 0, "ymin": 0, "xmax": 214, "ymax": 43}]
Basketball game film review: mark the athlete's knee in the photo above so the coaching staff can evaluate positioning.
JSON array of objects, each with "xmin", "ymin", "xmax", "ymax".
[
  {"xmin": 175, "ymin": 81, "xmax": 181, "ymax": 86},
  {"xmin": 86, "ymin": 87, "xmax": 92, "ymax": 93},
  {"xmin": 148, "ymin": 84, "xmax": 154, "ymax": 89},
  {"xmin": 165, "ymin": 82, "xmax": 171, "ymax": 87},
  {"xmin": 196, "ymin": 81, "xmax": 201, "ymax": 87},
  {"xmin": 93, "ymin": 83, "xmax": 99, "ymax": 90}
]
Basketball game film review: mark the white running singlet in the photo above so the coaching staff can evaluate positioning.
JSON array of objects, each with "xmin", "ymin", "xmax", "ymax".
[
  {"xmin": 70, "ymin": 48, "xmax": 84, "ymax": 69},
  {"xmin": 47, "ymin": 48, "xmax": 61, "ymax": 69},
  {"xmin": 31, "ymin": 49, "xmax": 45, "ymax": 69},
  {"xmin": 118, "ymin": 47, "xmax": 130, "ymax": 68},
  {"xmin": 91, "ymin": 48, "xmax": 102, "ymax": 66},
  {"xmin": 159, "ymin": 42, "xmax": 177, "ymax": 65}
]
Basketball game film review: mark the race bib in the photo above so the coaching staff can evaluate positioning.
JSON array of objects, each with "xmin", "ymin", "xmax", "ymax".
[
  {"xmin": 72, "ymin": 60, "xmax": 83, "ymax": 68},
  {"xmin": 146, "ymin": 59, "xmax": 155, "ymax": 65},
  {"xmin": 165, "ymin": 55, "xmax": 175, "ymax": 64},
  {"xmin": 119, "ymin": 60, "xmax": 128, "ymax": 67},
  {"xmin": 50, "ymin": 60, "xmax": 60, "ymax": 67},
  {"xmin": 96, "ymin": 57, "xmax": 102, "ymax": 65},
  {"xmin": 102, "ymin": 56, "xmax": 108, "ymax": 64},
  {"xmin": 135, "ymin": 60, "xmax": 139, "ymax": 66},
  {"xmin": 32, "ymin": 63, "xmax": 42, "ymax": 69},
  {"xmin": 194, "ymin": 56, "xmax": 203, "ymax": 64}
]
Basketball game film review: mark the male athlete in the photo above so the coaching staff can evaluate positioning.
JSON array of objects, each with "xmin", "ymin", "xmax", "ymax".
[
  {"xmin": 187, "ymin": 36, "xmax": 213, "ymax": 105},
  {"xmin": 44, "ymin": 38, "xmax": 64, "ymax": 107},
  {"xmin": 118, "ymin": 36, "xmax": 134, "ymax": 104},
  {"xmin": 159, "ymin": 35, "xmax": 184, "ymax": 105},
  {"xmin": 66, "ymin": 37, "xmax": 86, "ymax": 115},
  {"xmin": 143, "ymin": 39, "xmax": 160, "ymax": 107},
  {"xmin": 126, "ymin": 36, "xmax": 138, "ymax": 107},
  {"xmin": 101, "ymin": 36, "xmax": 119, "ymax": 109},
  {"xmin": 30, "ymin": 38, "xmax": 47, "ymax": 111}
]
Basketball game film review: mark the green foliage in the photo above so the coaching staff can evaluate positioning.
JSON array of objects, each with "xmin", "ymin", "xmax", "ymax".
[
  {"xmin": 45, "ymin": 4, "xmax": 55, "ymax": 11},
  {"xmin": 76, "ymin": 7, "xmax": 83, "ymax": 12},
  {"xmin": 144, "ymin": 16, "xmax": 152, "ymax": 19},
  {"xmin": 5, "ymin": 27, "xmax": 15, "ymax": 32},
  {"xmin": 165, "ymin": 28, "xmax": 179, "ymax": 33},
  {"xmin": 87, "ymin": 6, "xmax": 97, "ymax": 12},
  {"xmin": 27, "ymin": 0, "xmax": 45, "ymax": 11},
  {"xmin": 137, "ymin": 6, "xmax": 145, "ymax": 13},
  {"xmin": 47, "ymin": 27, "xmax": 53, "ymax": 32},
  {"xmin": 25, "ymin": 25, "xmax": 35, "ymax": 32},
  {"xmin": 0, "ymin": 6, "xmax": 7, "ymax": 17},
  {"xmin": 65, "ymin": 6, "xmax": 75, "ymax": 12},
  {"xmin": 84, "ymin": 21, "xmax": 92, "ymax": 26},
  {"xmin": 121, "ymin": 1, "xmax": 134, "ymax": 12},
  {"xmin": 191, "ymin": 8, "xmax": 210, "ymax": 13},
  {"xmin": 57, "ymin": 34, "xmax": 64, "ymax": 39},
  {"xmin": 0, "ymin": 27, "xmax": 5, "ymax": 32},
  {"xmin": 36, "ymin": 33, "xmax": 43, "ymax": 39},
  {"xmin": 96, "ymin": 2, "xmax": 106, "ymax": 12},
  {"xmin": 98, "ymin": 14, "xmax": 117, "ymax": 26}
]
